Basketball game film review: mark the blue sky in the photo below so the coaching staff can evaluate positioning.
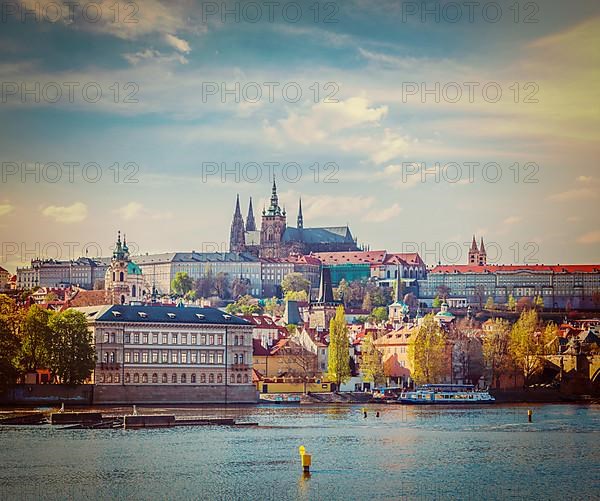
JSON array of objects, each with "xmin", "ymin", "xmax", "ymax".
[{"xmin": 1, "ymin": 0, "xmax": 599, "ymax": 271}]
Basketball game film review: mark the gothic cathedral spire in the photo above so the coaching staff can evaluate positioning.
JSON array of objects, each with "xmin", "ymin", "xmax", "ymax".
[
  {"xmin": 297, "ymin": 197, "xmax": 303, "ymax": 229},
  {"xmin": 229, "ymin": 194, "xmax": 246, "ymax": 252},
  {"xmin": 246, "ymin": 196, "xmax": 256, "ymax": 232}
]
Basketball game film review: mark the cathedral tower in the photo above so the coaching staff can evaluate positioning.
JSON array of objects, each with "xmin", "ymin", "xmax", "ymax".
[
  {"xmin": 246, "ymin": 197, "xmax": 256, "ymax": 232},
  {"xmin": 260, "ymin": 176, "xmax": 287, "ymax": 258},
  {"xmin": 297, "ymin": 197, "xmax": 304, "ymax": 229},
  {"xmin": 229, "ymin": 194, "xmax": 246, "ymax": 252},
  {"xmin": 468, "ymin": 235, "xmax": 479, "ymax": 265}
]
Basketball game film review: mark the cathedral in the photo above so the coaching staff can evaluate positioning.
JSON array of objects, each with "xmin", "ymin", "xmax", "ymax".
[
  {"xmin": 229, "ymin": 178, "xmax": 360, "ymax": 258},
  {"xmin": 468, "ymin": 235, "xmax": 487, "ymax": 266}
]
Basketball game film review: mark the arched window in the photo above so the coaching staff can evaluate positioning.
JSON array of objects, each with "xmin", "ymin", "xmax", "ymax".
[
  {"xmin": 133, "ymin": 373, "xmax": 139, "ymax": 383},
  {"xmin": 125, "ymin": 373, "xmax": 130, "ymax": 383},
  {"xmin": 119, "ymin": 271, "xmax": 124, "ymax": 282},
  {"xmin": 191, "ymin": 374, "xmax": 196, "ymax": 383},
  {"xmin": 120, "ymin": 295, "xmax": 126, "ymax": 305},
  {"xmin": 234, "ymin": 354, "xmax": 239, "ymax": 364},
  {"xmin": 181, "ymin": 374, "xmax": 187, "ymax": 383},
  {"xmin": 236, "ymin": 374, "xmax": 242, "ymax": 383},
  {"xmin": 230, "ymin": 374, "xmax": 235, "ymax": 383},
  {"xmin": 172, "ymin": 373, "xmax": 177, "ymax": 383},
  {"xmin": 132, "ymin": 285, "xmax": 136, "ymax": 298},
  {"xmin": 98, "ymin": 374, "xmax": 104, "ymax": 383},
  {"xmin": 200, "ymin": 374, "xmax": 206, "ymax": 383},
  {"xmin": 243, "ymin": 374, "xmax": 248, "ymax": 383},
  {"xmin": 162, "ymin": 373, "xmax": 167, "ymax": 383},
  {"xmin": 110, "ymin": 352, "xmax": 115, "ymax": 363},
  {"xmin": 217, "ymin": 374, "xmax": 222, "ymax": 383},
  {"xmin": 142, "ymin": 373, "xmax": 148, "ymax": 383},
  {"xmin": 209, "ymin": 373, "xmax": 214, "ymax": 383},
  {"xmin": 107, "ymin": 374, "xmax": 112, "ymax": 383},
  {"xmin": 114, "ymin": 374, "xmax": 120, "ymax": 383},
  {"xmin": 152, "ymin": 373, "xmax": 158, "ymax": 383},
  {"xmin": 104, "ymin": 352, "xmax": 109, "ymax": 363},
  {"xmin": 239, "ymin": 353, "xmax": 244, "ymax": 364}
]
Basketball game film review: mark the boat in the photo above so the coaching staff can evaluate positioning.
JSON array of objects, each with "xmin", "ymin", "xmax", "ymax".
[
  {"xmin": 398, "ymin": 384, "xmax": 495, "ymax": 404},
  {"xmin": 259, "ymin": 394, "xmax": 301, "ymax": 404}
]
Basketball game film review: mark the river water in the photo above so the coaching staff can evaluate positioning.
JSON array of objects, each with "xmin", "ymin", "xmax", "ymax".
[{"xmin": 1, "ymin": 403, "xmax": 598, "ymax": 500}]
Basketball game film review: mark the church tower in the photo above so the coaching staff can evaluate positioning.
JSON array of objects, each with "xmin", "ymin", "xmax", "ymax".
[
  {"xmin": 478, "ymin": 237, "xmax": 487, "ymax": 265},
  {"xmin": 105, "ymin": 231, "xmax": 144, "ymax": 305},
  {"xmin": 297, "ymin": 197, "xmax": 304, "ymax": 229},
  {"xmin": 229, "ymin": 194, "xmax": 246, "ymax": 252},
  {"xmin": 468, "ymin": 235, "xmax": 479, "ymax": 265},
  {"xmin": 246, "ymin": 197, "xmax": 256, "ymax": 232},
  {"xmin": 259, "ymin": 176, "xmax": 287, "ymax": 258}
]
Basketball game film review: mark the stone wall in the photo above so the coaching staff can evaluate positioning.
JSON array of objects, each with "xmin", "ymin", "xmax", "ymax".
[
  {"xmin": 0, "ymin": 384, "xmax": 93, "ymax": 405},
  {"xmin": 93, "ymin": 384, "xmax": 258, "ymax": 404}
]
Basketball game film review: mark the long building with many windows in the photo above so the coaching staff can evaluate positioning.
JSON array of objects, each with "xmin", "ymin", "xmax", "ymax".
[
  {"xmin": 418, "ymin": 264, "xmax": 600, "ymax": 310},
  {"xmin": 76, "ymin": 304, "xmax": 256, "ymax": 404}
]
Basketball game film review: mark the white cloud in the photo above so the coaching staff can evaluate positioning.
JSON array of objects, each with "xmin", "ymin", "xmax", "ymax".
[
  {"xmin": 165, "ymin": 33, "xmax": 191, "ymax": 53},
  {"xmin": 362, "ymin": 203, "xmax": 402, "ymax": 223},
  {"xmin": 503, "ymin": 216, "xmax": 522, "ymax": 225},
  {"xmin": 41, "ymin": 202, "xmax": 87, "ymax": 223},
  {"xmin": 576, "ymin": 175, "xmax": 592, "ymax": 183},
  {"xmin": 577, "ymin": 230, "xmax": 600, "ymax": 245},
  {"xmin": 548, "ymin": 188, "xmax": 595, "ymax": 202},
  {"xmin": 0, "ymin": 204, "xmax": 15, "ymax": 217},
  {"xmin": 115, "ymin": 202, "xmax": 173, "ymax": 221},
  {"xmin": 123, "ymin": 49, "xmax": 188, "ymax": 65}
]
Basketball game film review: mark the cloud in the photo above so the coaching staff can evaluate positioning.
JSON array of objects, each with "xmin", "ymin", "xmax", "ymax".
[
  {"xmin": 115, "ymin": 202, "xmax": 173, "ymax": 221},
  {"xmin": 362, "ymin": 203, "xmax": 402, "ymax": 223},
  {"xmin": 577, "ymin": 230, "xmax": 600, "ymax": 245},
  {"xmin": 503, "ymin": 216, "xmax": 522, "ymax": 225},
  {"xmin": 299, "ymin": 194, "xmax": 376, "ymax": 221},
  {"xmin": 41, "ymin": 202, "xmax": 87, "ymax": 223},
  {"xmin": 576, "ymin": 175, "xmax": 592, "ymax": 183},
  {"xmin": 548, "ymin": 188, "xmax": 595, "ymax": 202},
  {"xmin": 123, "ymin": 49, "xmax": 188, "ymax": 65},
  {"xmin": 0, "ymin": 204, "xmax": 15, "ymax": 217},
  {"xmin": 165, "ymin": 34, "xmax": 191, "ymax": 53}
]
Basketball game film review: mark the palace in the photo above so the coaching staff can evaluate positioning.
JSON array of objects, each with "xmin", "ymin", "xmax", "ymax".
[{"xmin": 229, "ymin": 178, "xmax": 360, "ymax": 259}]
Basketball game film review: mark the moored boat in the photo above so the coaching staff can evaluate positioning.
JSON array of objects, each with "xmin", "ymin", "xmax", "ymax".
[{"xmin": 398, "ymin": 384, "xmax": 495, "ymax": 404}]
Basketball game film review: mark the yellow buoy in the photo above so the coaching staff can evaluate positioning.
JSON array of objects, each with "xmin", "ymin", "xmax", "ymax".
[
  {"xmin": 528, "ymin": 409, "xmax": 532, "ymax": 423},
  {"xmin": 302, "ymin": 453, "xmax": 312, "ymax": 472},
  {"xmin": 299, "ymin": 445, "xmax": 306, "ymax": 456}
]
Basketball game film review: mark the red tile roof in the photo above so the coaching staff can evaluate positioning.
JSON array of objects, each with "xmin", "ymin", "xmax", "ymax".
[
  {"xmin": 430, "ymin": 264, "xmax": 600, "ymax": 274},
  {"xmin": 67, "ymin": 290, "xmax": 110, "ymax": 307},
  {"xmin": 310, "ymin": 250, "xmax": 387, "ymax": 265},
  {"xmin": 252, "ymin": 338, "xmax": 270, "ymax": 356}
]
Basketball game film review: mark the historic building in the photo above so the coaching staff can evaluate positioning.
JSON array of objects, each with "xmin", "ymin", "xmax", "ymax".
[
  {"xmin": 105, "ymin": 232, "xmax": 145, "ymax": 305},
  {"xmin": 76, "ymin": 304, "xmax": 256, "ymax": 404},
  {"xmin": 229, "ymin": 178, "xmax": 360, "ymax": 258},
  {"xmin": 16, "ymin": 257, "xmax": 109, "ymax": 290},
  {"xmin": 468, "ymin": 235, "xmax": 487, "ymax": 266}
]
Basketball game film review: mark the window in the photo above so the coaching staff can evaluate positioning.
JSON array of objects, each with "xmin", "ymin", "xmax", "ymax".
[
  {"xmin": 181, "ymin": 374, "xmax": 187, "ymax": 383},
  {"xmin": 109, "ymin": 352, "xmax": 115, "ymax": 363},
  {"xmin": 152, "ymin": 334, "xmax": 158, "ymax": 344},
  {"xmin": 142, "ymin": 334, "xmax": 148, "ymax": 344},
  {"xmin": 152, "ymin": 373, "xmax": 158, "ymax": 383},
  {"xmin": 239, "ymin": 353, "xmax": 244, "ymax": 364},
  {"xmin": 124, "ymin": 333, "xmax": 131, "ymax": 343},
  {"xmin": 181, "ymin": 352, "xmax": 188, "ymax": 364},
  {"xmin": 209, "ymin": 373, "xmax": 214, "ymax": 383},
  {"xmin": 115, "ymin": 374, "xmax": 120, "ymax": 383},
  {"xmin": 191, "ymin": 374, "xmax": 196, "ymax": 383},
  {"xmin": 133, "ymin": 333, "xmax": 140, "ymax": 344},
  {"xmin": 171, "ymin": 351, "xmax": 178, "ymax": 363},
  {"xmin": 182, "ymin": 334, "xmax": 188, "ymax": 344},
  {"xmin": 142, "ymin": 352, "xmax": 149, "ymax": 363},
  {"xmin": 237, "ymin": 374, "xmax": 242, "ymax": 383},
  {"xmin": 98, "ymin": 374, "xmax": 104, "ymax": 383},
  {"xmin": 125, "ymin": 373, "xmax": 130, "ymax": 383},
  {"xmin": 234, "ymin": 354, "xmax": 239, "ymax": 364},
  {"xmin": 209, "ymin": 335, "xmax": 214, "ymax": 345},
  {"xmin": 172, "ymin": 373, "xmax": 177, "ymax": 383},
  {"xmin": 110, "ymin": 333, "xmax": 116, "ymax": 344},
  {"xmin": 133, "ymin": 352, "xmax": 140, "ymax": 363},
  {"xmin": 217, "ymin": 352, "xmax": 223, "ymax": 364},
  {"xmin": 217, "ymin": 335, "xmax": 223, "ymax": 345},
  {"xmin": 217, "ymin": 374, "xmax": 222, "ymax": 383},
  {"xmin": 103, "ymin": 333, "xmax": 109, "ymax": 343},
  {"xmin": 162, "ymin": 351, "xmax": 168, "ymax": 363},
  {"xmin": 234, "ymin": 335, "xmax": 238, "ymax": 346},
  {"xmin": 191, "ymin": 334, "xmax": 197, "ymax": 344},
  {"xmin": 152, "ymin": 351, "xmax": 158, "ymax": 363},
  {"xmin": 162, "ymin": 334, "xmax": 167, "ymax": 344},
  {"xmin": 133, "ymin": 373, "xmax": 139, "ymax": 383},
  {"xmin": 200, "ymin": 352, "xmax": 206, "ymax": 363},
  {"xmin": 172, "ymin": 333, "xmax": 178, "ymax": 344},
  {"xmin": 162, "ymin": 373, "xmax": 167, "ymax": 383},
  {"xmin": 200, "ymin": 374, "xmax": 206, "ymax": 383},
  {"xmin": 201, "ymin": 334, "xmax": 206, "ymax": 345},
  {"xmin": 243, "ymin": 374, "xmax": 248, "ymax": 383},
  {"xmin": 119, "ymin": 271, "xmax": 124, "ymax": 282},
  {"xmin": 191, "ymin": 352, "xmax": 197, "ymax": 363},
  {"xmin": 142, "ymin": 373, "xmax": 148, "ymax": 383},
  {"xmin": 230, "ymin": 374, "xmax": 235, "ymax": 383},
  {"xmin": 209, "ymin": 352, "xmax": 215, "ymax": 364}
]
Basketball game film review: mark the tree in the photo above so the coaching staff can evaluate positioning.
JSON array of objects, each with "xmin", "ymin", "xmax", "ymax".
[
  {"xmin": 327, "ymin": 305, "xmax": 351, "ymax": 389},
  {"xmin": 214, "ymin": 272, "xmax": 230, "ymax": 299},
  {"xmin": 534, "ymin": 295, "xmax": 544, "ymax": 311},
  {"xmin": 184, "ymin": 290, "xmax": 197, "ymax": 302},
  {"xmin": 517, "ymin": 296, "xmax": 533, "ymax": 312},
  {"xmin": 231, "ymin": 277, "xmax": 250, "ymax": 298},
  {"xmin": 281, "ymin": 272, "xmax": 310, "ymax": 295},
  {"xmin": 263, "ymin": 297, "xmax": 284, "ymax": 317},
  {"xmin": 482, "ymin": 318, "xmax": 514, "ymax": 389},
  {"xmin": 362, "ymin": 293, "xmax": 373, "ymax": 312},
  {"xmin": 45, "ymin": 292, "xmax": 58, "ymax": 302},
  {"xmin": 335, "ymin": 279, "xmax": 351, "ymax": 307},
  {"xmin": 47, "ymin": 310, "xmax": 95, "ymax": 385},
  {"xmin": 436, "ymin": 285, "xmax": 450, "ymax": 300},
  {"xmin": 284, "ymin": 290, "xmax": 308, "ymax": 302},
  {"xmin": 473, "ymin": 285, "xmax": 486, "ymax": 309},
  {"xmin": 0, "ymin": 295, "xmax": 22, "ymax": 389},
  {"xmin": 371, "ymin": 306, "xmax": 388, "ymax": 323},
  {"xmin": 360, "ymin": 332, "xmax": 385, "ymax": 386},
  {"xmin": 171, "ymin": 272, "xmax": 193, "ymax": 297},
  {"xmin": 20, "ymin": 305, "xmax": 53, "ymax": 372},
  {"xmin": 194, "ymin": 270, "xmax": 215, "ymax": 298},
  {"xmin": 507, "ymin": 294, "xmax": 516, "ymax": 312},
  {"xmin": 432, "ymin": 295, "xmax": 441, "ymax": 308},
  {"xmin": 225, "ymin": 295, "xmax": 261, "ymax": 315},
  {"xmin": 403, "ymin": 293, "xmax": 418, "ymax": 311},
  {"xmin": 408, "ymin": 314, "xmax": 447, "ymax": 384},
  {"xmin": 509, "ymin": 309, "xmax": 543, "ymax": 385},
  {"xmin": 484, "ymin": 296, "xmax": 495, "ymax": 310}
]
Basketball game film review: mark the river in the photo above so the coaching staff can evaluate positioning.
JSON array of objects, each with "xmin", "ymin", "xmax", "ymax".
[{"xmin": 1, "ymin": 403, "xmax": 598, "ymax": 500}]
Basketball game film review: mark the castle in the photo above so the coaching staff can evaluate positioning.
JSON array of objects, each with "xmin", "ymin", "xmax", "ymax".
[{"xmin": 229, "ymin": 178, "xmax": 360, "ymax": 258}]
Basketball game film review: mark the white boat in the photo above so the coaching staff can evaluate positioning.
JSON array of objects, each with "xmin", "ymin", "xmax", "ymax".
[{"xmin": 398, "ymin": 384, "xmax": 495, "ymax": 404}]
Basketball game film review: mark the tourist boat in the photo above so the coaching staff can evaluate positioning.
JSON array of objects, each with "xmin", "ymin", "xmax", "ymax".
[{"xmin": 398, "ymin": 384, "xmax": 495, "ymax": 404}]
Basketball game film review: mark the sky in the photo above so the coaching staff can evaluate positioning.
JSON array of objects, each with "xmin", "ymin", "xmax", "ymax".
[{"xmin": 1, "ymin": 0, "xmax": 599, "ymax": 272}]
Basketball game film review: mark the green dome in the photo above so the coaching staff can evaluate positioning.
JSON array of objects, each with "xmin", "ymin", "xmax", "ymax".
[{"xmin": 127, "ymin": 261, "xmax": 143, "ymax": 275}]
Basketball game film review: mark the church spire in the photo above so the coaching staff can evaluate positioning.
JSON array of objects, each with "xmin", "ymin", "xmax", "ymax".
[
  {"xmin": 479, "ymin": 237, "xmax": 486, "ymax": 254},
  {"xmin": 246, "ymin": 197, "xmax": 256, "ymax": 231},
  {"xmin": 470, "ymin": 235, "xmax": 478, "ymax": 252},
  {"xmin": 229, "ymin": 194, "xmax": 246, "ymax": 252},
  {"xmin": 297, "ymin": 197, "xmax": 303, "ymax": 229},
  {"xmin": 266, "ymin": 174, "xmax": 283, "ymax": 216}
]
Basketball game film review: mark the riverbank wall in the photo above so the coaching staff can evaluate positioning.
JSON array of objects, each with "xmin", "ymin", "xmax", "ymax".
[{"xmin": 0, "ymin": 384, "xmax": 93, "ymax": 406}]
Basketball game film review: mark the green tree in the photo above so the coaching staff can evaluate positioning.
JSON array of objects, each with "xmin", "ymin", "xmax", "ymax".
[
  {"xmin": 509, "ymin": 309, "xmax": 543, "ymax": 385},
  {"xmin": 263, "ymin": 297, "xmax": 284, "ymax": 317},
  {"xmin": 225, "ymin": 295, "xmax": 261, "ymax": 315},
  {"xmin": 184, "ymin": 290, "xmax": 197, "ymax": 302},
  {"xmin": 534, "ymin": 295, "xmax": 545, "ymax": 311},
  {"xmin": 408, "ymin": 314, "xmax": 447, "ymax": 384},
  {"xmin": 0, "ymin": 295, "xmax": 22, "ymax": 389},
  {"xmin": 371, "ymin": 306, "xmax": 388, "ymax": 323},
  {"xmin": 361, "ymin": 332, "xmax": 385, "ymax": 386},
  {"xmin": 284, "ymin": 290, "xmax": 309, "ymax": 302},
  {"xmin": 281, "ymin": 272, "xmax": 310, "ymax": 295},
  {"xmin": 482, "ymin": 318, "xmax": 514, "ymax": 389},
  {"xmin": 231, "ymin": 277, "xmax": 249, "ymax": 298},
  {"xmin": 214, "ymin": 272, "xmax": 230, "ymax": 299},
  {"xmin": 432, "ymin": 295, "xmax": 441, "ymax": 308},
  {"xmin": 327, "ymin": 305, "xmax": 351, "ymax": 389},
  {"xmin": 48, "ymin": 310, "xmax": 96, "ymax": 385},
  {"xmin": 484, "ymin": 296, "xmax": 495, "ymax": 310},
  {"xmin": 171, "ymin": 272, "xmax": 193, "ymax": 297},
  {"xmin": 20, "ymin": 305, "xmax": 53, "ymax": 372},
  {"xmin": 362, "ymin": 293, "xmax": 373, "ymax": 312},
  {"xmin": 507, "ymin": 294, "xmax": 516, "ymax": 312},
  {"xmin": 335, "ymin": 278, "xmax": 351, "ymax": 307}
]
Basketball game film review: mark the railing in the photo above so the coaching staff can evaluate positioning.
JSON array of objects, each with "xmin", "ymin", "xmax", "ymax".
[
  {"xmin": 231, "ymin": 363, "xmax": 249, "ymax": 371},
  {"xmin": 97, "ymin": 363, "xmax": 121, "ymax": 371}
]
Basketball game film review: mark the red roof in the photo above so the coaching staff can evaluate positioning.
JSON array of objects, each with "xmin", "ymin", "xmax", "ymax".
[
  {"xmin": 252, "ymin": 338, "xmax": 270, "ymax": 356},
  {"xmin": 384, "ymin": 253, "xmax": 424, "ymax": 266},
  {"xmin": 430, "ymin": 264, "xmax": 600, "ymax": 274},
  {"xmin": 310, "ymin": 250, "xmax": 387, "ymax": 265}
]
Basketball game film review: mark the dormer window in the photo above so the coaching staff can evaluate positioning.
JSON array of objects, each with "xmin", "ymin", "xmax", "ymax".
[
  {"xmin": 138, "ymin": 312, "xmax": 147, "ymax": 318},
  {"xmin": 195, "ymin": 314, "xmax": 205, "ymax": 320},
  {"xmin": 223, "ymin": 314, "xmax": 231, "ymax": 320},
  {"xmin": 112, "ymin": 311, "xmax": 121, "ymax": 317},
  {"xmin": 167, "ymin": 313, "xmax": 176, "ymax": 319}
]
